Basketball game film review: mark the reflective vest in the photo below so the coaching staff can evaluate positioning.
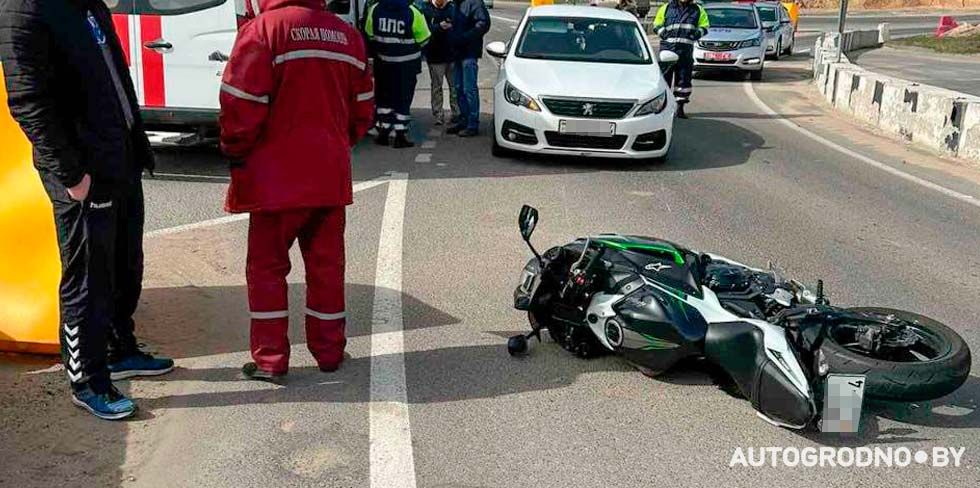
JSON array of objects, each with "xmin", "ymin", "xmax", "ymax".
[
  {"xmin": 365, "ymin": 0, "xmax": 431, "ymax": 68},
  {"xmin": 653, "ymin": 1, "xmax": 709, "ymax": 50}
]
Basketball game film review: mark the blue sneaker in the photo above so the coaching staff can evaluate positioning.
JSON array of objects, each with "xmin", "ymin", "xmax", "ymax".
[
  {"xmin": 71, "ymin": 385, "xmax": 137, "ymax": 420},
  {"xmin": 109, "ymin": 352, "xmax": 175, "ymax": 380}
]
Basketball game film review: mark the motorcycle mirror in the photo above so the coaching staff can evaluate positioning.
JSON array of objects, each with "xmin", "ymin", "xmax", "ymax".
[{"xmin": 519, "ymin": 205, "xmax": 538, "ymax": 241}]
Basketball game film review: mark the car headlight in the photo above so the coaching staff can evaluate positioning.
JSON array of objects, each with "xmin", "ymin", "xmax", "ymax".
[
  {"xmin": 738, "ymin": 37, "xmax": 762, "ymax": 48},
  {"xmin": 634, "ymin": 91, "xmax": 668, "ymax": 116},
  {"xmin": 504, "ymin": 81, "xmax": 541, "ymax": 112}
]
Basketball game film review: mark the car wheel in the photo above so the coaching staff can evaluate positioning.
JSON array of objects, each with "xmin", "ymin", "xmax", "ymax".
[
  {"xmin": 491, "ymin": 132, "xmax": 514, "ymax": 158},
  {"xmin": 784, "ymin": 37, "xmax": 794, "ymax": 56},
  {"xmin": 750, "ymin": 69, "xmax": 763, "ymax": 81},
  {"xmin": 772, "ymin": 40, "xmax": 781, "ymax": 61}
]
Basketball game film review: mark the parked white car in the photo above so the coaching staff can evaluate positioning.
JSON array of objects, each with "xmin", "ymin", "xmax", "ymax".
[
  {"xmin": 486, "ymin": 5, "xmax": 676, "ymax": 161},
  {"xmin": 693, "ymin": 2, "xmax": 766, "ymax": 80},
  {"xmin": 757, "ymin": 1, "xmax": 795, "ymax": 59}
]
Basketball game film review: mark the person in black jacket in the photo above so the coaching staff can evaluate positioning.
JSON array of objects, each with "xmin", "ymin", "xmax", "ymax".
[
  {"xmin": 447, "ymin": 0, "xmax": 489, "ymax": 137},
  {"xmin": 421, "ymin": 0, "xmax": 459, "ymax": 126},
  {"xmin": 0, "ymin": 0, "xmax": 173, "ymax": 420}
]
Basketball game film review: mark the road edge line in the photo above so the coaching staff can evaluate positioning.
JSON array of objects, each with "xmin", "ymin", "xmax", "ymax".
[
  {"xmin": 368, "ymin": 172, "xmax": 416, "ymax": 488},
  {"xmin": 144, "ymin": 176, "xmax": 392, "ymax": 238},
  {"xmin": 744, "ymin": 82, "xmax": 980, "ymax": 209}
]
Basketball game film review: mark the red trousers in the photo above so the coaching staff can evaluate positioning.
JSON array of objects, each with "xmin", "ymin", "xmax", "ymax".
[{"xmin": 247, "ymin": 207, "xmax": 347, "ymax": 373}]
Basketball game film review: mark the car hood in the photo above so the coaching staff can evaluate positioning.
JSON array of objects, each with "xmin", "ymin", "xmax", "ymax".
[
  {"xmin": 505, "ymin": 57, "xmax": 664, "ymax": 101},
  {"xmin": 702, "ymin": 28, "xmax": 761, "ymax": 42}
]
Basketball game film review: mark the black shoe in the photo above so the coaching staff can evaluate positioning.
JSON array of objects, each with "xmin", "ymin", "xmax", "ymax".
[
  {"xmin": 457, "ymin": 128, "xmax": 478, "ymax": 138},
  {"xmin": 676, "ymin": 105, "xmax": 688, "ymax": 119},
  {"xmin": 393, "ymin": 132, "xmax": 415, "ymax": 148},
  {"xmin": 446, "ymin": 124, "xmax": 463, "ymax": 135},
  {"xmin": 242, "ymin": 362, "xmax": 286, "ymax": 383},
  {"xmin": 375, "ymin": 130, "xmax": 391, "ymax": 146}
]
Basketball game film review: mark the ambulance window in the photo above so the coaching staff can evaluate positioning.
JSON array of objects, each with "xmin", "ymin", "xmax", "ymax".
[
  {"xmin": 134, "ymin": 0, "xmax": 228, "ymax": 15},
  {"xmin": 103, "ymin": 0, "xmax": 134, "ymax": 14}
]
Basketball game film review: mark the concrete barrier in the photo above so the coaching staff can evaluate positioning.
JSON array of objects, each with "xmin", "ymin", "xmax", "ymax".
[{"xmin": 812, "ymin": 26, "xmax": 980, "ymax": 164}]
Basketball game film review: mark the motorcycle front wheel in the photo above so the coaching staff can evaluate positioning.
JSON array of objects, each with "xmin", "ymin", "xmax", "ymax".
[{"xmin": 820, "ymin": 307, "xmax": 971, "ymax": 401}]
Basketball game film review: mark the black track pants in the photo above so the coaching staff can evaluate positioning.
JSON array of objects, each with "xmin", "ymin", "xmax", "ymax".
[
  {"xmin": 374, "ymin": 61, "xmax": 419, "ymax": 133},
  {"xmin": 662, "ymin": 44, "xmax": 695, "ymax": 104},
  {"xmin": 44, "ymin": 175, "xmax": 143, "ymax": 392}
]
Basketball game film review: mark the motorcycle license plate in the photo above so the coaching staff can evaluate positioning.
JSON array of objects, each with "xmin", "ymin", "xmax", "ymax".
[
  {"xmin": 705, "ymin": 52, "xmax": 732, "ymax": 61},
  {"xmin": 559, "ymin": 120, "xmax": 616, "ymax": 137},
  {"xmin": 821, "ymin": 374, "xmax": 866, "ymax": 433}
]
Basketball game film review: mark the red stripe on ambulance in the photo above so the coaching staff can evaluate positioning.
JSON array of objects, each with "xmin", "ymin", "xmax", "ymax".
[
  {"xmin": 111, "ymin": 15, "xmax": 130, "ymax": 65},
  {"xmin": 139, "ymin": 16, "xmax": 166, "ymax": 107}
]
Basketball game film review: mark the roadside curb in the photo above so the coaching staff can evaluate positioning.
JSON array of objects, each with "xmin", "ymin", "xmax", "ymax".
[{"xmin": 812, "ymin": 27, "xmax": 980, "ymax": 164}]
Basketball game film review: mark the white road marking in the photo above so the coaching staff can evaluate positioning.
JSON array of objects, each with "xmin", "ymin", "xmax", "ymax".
[
  {"xmin": 795, "ymin": 48, "xmax": 811, "ymax": 54},
  {"xmin": 744, "ymin": 83, "xmax": 980, "ymax": 209},
  {"xmin": 491, "ymin": 14, "xmax": 520, "ymax": 25},
  {"xmin": 415, "ymin": 153, "xmax": 432, "ymax": 163},
  {"xmin": 368, "ymin": 172, "xmax": 415, "ymax": 488},
  {"xmin": 144, "ymin": 176, "xmax": 393, "ymax": 238},
  {"xmin": 421, "ymin": 140, "xmax": 437, "ymax": 149},
  {"xmin": 151, "ymin": 172, "xmax": 231, "ymax": 181}
]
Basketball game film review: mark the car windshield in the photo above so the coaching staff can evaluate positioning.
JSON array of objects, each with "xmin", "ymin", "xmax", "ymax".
[
  {"xmin": 516, "ymin": 17, "xmax": 652, "ymax": 64},
  {"xmin": 757, "ymin": 6, "xmax": 776, "ymax": 23},
  {"xmin": 706, "ymin": 8, "xmax": 759, "ymax": 29}
]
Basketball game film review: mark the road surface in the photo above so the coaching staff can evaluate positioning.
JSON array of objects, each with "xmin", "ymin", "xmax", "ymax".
[{"xmin": 3, "ymin": 4, "xmax": 980, "ymax": 488}]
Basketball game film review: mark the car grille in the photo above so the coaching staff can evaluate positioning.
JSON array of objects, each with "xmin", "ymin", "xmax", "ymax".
[
  {"xmin": 544, "ymin": 132, "xmax": 628, "ymax": 150},
  {"xmin": 541, "ymin": 98, "xmax": 635, "ymax": 119},
  {"xmin": 698, "ymin": 40, "xmax": 739, "ymax": 51}
]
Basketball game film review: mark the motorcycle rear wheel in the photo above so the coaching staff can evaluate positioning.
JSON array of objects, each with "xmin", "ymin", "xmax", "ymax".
[{"xmin": 821, "ymin": 307, "xmax": 971, "ymax": 401}]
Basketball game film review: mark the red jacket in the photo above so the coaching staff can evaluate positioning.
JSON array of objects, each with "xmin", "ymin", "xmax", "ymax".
[{"xmin": 219, "ymin": 0, "xmax": 374, "ymax": 213}]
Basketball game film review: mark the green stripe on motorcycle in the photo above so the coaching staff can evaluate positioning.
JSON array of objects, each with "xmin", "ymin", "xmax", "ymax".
[
  {"xmin": 640, "ymin": 333, "xmax": 680, "ymax": 350},
  {"xmin": 594, "ymin": 238, "xmax": 685, "ymax": 264}
]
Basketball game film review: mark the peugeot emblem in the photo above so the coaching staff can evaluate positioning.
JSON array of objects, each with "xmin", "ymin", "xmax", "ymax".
[{"xmin": 582, "ymin": 103, "xmax": 595, "ymax": 116}]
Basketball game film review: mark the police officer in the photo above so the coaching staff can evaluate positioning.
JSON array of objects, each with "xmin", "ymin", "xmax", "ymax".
[
  {"xmin": 366, "ymin": 0, "xmax": 431, "ymax": 148},
  {"xmin": 653, "ymin": 0, "xmax": 709, "ymax": 119}
]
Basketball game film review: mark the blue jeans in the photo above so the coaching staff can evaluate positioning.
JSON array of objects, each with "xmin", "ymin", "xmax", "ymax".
[{"xmin": 453, "ymin": 58, "xmax": 479, "ymax": 130}]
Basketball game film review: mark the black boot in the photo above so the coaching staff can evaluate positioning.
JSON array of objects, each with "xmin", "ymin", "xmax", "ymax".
[
  {"xmin": 375, "ymin": 129, "xmax": 391, "ymax": 146},
  {"xmin": 393, "ymin": 131, "xmax": 414, "ymax": 148},
  {"xmin": 676, "ymin": 104, "xmax": 688, "ymax": 119}
]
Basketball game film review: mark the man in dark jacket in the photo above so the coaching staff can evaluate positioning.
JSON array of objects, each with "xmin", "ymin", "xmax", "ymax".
[
  {"xmin": 0, "ymin": 0, "xmax": 173, "ymax": 420},
  {"xmin": 421, "ymin": 0, "xmax": 459, "ymax": 126},
  {"xmin": 447, "ymin": 0, "xmax": 489, "ymax": 137}
]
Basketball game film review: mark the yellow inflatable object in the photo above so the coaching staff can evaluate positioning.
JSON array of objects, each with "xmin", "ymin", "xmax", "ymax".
[
  {"xmin": 782, "ymin": 1, "xmax": 800, "ymax": 30},
  {"xmin": 531, "ymin": 0, "xmax": 554, "ymax": 6},
  {"xmin": 0, "ymin": 63, "xmax": 61, "ymax": 355}
]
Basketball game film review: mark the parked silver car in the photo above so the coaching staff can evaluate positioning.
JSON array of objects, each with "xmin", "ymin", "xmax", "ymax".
[
  {"xmin": 693, "ymin": 2, "xmax": 766, "ymax": 80},
  {"xmin": 757, "ymin": 1, "xmax": 795, "ymax": 60}
]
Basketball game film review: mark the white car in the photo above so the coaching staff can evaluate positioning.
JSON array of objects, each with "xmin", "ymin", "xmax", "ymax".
[
  {"xmin": 757, "ymin": 1, "xmax": 795, "ymax": 59},
  {"xmin": 485, "ymin": 5, "xmax": 676, "ymax": 161},
  {"xmin": 693, "ymin": 2, "xmax": 766, "ymax": 80}
]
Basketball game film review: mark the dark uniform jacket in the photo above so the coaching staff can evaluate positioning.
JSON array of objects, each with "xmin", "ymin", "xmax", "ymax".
[
  {"xmin": 0, "ymin": 0, "xmax": 154, "ymax": 193},
  {"xmin": 420, "ymin": 0, "xmax": 457, "ymax": 64}
]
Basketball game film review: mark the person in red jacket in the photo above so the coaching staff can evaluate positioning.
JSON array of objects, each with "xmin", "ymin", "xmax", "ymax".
[{"xmin": 219, "ymin": 0, "xmax": 374, "ymax": 380}]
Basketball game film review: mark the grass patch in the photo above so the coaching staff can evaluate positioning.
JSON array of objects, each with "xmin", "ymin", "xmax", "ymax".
[{"xmin": 891, "ymin": 34, "xmax": 980, "ymax": 55}]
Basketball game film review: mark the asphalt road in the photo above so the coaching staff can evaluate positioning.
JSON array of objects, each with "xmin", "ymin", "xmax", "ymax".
[
  {"xmin": 850, "ymin": 46, "xmax": 980, "ymax": 97},
  {"xmin": 17, "ymin": 4, "xmax": 980, "ymax": 488}
]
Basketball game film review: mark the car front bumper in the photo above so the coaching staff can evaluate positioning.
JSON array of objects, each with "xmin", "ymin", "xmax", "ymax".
[
  {"xmin": 492, "ymin": 88, "xmax": 676, "ymax": 159},
  {"xmin": 693, "ymin": 46, "xmax": 765, "ymax": 72}
]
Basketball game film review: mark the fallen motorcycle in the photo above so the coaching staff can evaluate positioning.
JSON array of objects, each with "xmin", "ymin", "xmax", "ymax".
[{"xmin": 508, "ymin": 205, "xmax": 971, "ymax": 431}]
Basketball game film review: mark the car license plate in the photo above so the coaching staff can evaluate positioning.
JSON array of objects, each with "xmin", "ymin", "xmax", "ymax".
[
  {"xmin": 705, "ymin": 51, "xmax": 732, "ymax": 61},
  {"xmin": 559, "ymin": 120, "xmax": 615, "ymax": 137},
  {"xmin": 821, "ymin": 374, "xmax": 866, "ymax": 433}
]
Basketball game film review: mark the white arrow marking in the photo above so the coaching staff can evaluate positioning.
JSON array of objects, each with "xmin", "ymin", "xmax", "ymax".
[
  {"xmin": 68, "ymin": 348, "xmax": 80, "ymax": 360},
  {"xmin": 66, "ymin": 336, "xmax": 80, "ymax": 349},
  {"xmin": 64, "ymin": 324, "xmax": 79, "ymax": 337},
  {"xmin": 67, "ymin": 370, "xmax": 83, "ymax": 382},
  {"xmin": 68, "ymin": 358, "xmax": 81, "ymax": 371}
]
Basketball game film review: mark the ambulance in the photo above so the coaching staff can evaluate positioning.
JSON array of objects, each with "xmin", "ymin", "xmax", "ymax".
[{"xmin": 107, "ymin": 0, "xmax": 366, "ymax": 132}]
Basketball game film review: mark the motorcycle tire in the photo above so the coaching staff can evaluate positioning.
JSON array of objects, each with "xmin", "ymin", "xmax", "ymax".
[{"xmin": 820, "ymin": 307, "xmax": 971, "ymax": 402}]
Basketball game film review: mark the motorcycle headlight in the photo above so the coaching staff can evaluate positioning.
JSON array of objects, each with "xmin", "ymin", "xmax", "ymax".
[
  {"xmin": 504, "ymin": 81, "xmax": 541, "ymax": 112},
  {"xmin": 634, "ymin": 91, "xmax": 668, "ymax": 117},
  {"xmin": 739, "ymin": 37, "xmax": 762, "ymax": 48}
]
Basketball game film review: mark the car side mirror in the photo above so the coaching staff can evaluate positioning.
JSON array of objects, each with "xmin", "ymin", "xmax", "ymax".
[
  {"xmin": 658, "ymin": 50, "xmax": 679, "ymax": 71},
  {"xmin": 486, "ymin": 41, "xmax": 508, "ymax": 59},
  {"xmin": 519, "ymin": 205, "xmax": 538, "ymax": 241}
]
